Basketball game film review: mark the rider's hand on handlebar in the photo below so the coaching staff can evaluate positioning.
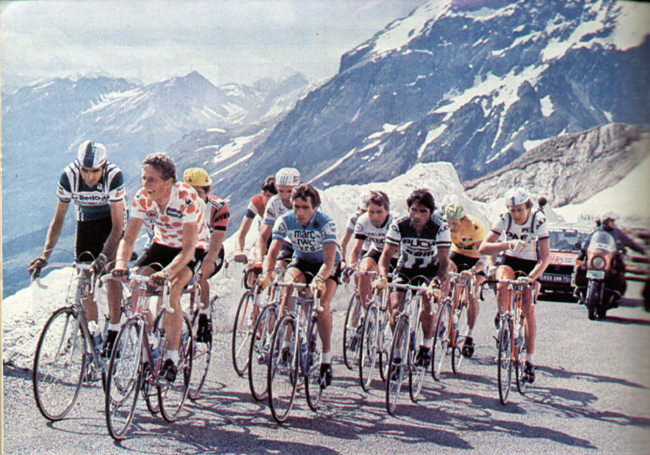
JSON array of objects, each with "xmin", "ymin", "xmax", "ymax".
[
  {"xmin": 233, "ymin": 251, "xmax": 248, "ymax": 264},
  {"xmin": 149, "ymin": 271, "xmax": 169, "ymax": 287},
  {"xmin": 459, "ymin": 269, "xmax": 473, "ymax": 281},
  {"xmin": 427, "ymin": 278, "xmax": 442, "ymax": 300},
  {"xmin": 257, "ymin": 271, "xmax": 272, "ymax": 290},
  {"xmin": 28, "ymin": 256, "xmax": 48, "ymax": 279},
  {"xmin": 516, "ymin": 275, "xmax": 534, "ymax": 286},
  {"xmin": 251, "ymin": 260, "xmax": 263, "ymax": 274},
  {"xmin": 91, "ymin": 253, "xmax": 108, "ymax": 275},
  {"xmin": 310, "ymin": 275, "xmax": 327, "ymax": 295},
  {"xmin": 111, "ymin": 267, "xmax": 129, "ymax": 281},
  {"xmin": 372, "ymin": 275, "xmax": 388, "ymax": 290}
]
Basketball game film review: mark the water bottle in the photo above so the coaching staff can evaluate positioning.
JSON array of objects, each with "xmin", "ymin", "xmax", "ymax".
[
  {"xmin": 151, "ymin": 336, "xmax": 160, "ymax": 360},
  {"xmin": 514, "ymin": 317, "xmax": 524, "ymax": 348},
  {"xmin": 452, "ymin": 310, "xmax": 459, "ymax": 333}
]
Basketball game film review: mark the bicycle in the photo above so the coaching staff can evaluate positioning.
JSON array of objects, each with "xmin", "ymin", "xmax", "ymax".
[
  {"xmin": 481, "ymin": 277, "xmax": 533, "ymax": 404},
  {"xmin": 267, "ymin": 282, "xmax": 324, "ymax": 423},
  {"xmin": 342, "ymin": 270, "xmax": 377, "ymax": 370},
  {"xmin": 104, "ymin": 272, "xmax": 193, "ymax": 440},
  {"xmin": 248, "ymin": 267, "xmax": 286, "ymax": 401},
  {"xmin": 32, "ymin": 256, "xmax": 118, "ymax": 421},
  {"xmin": 358, "ymin": 285, "xmax": 392, "ymax": 392},
  {"xmin": 384, "ymin": 280, "xmax": 430, "ymax": 415},
  {"xmin": 431, "ymin": 271, "xmax": 474, "ymax": 380}
]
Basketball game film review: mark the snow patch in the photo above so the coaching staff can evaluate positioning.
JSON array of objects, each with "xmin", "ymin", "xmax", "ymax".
[
  {"xmin": 417, "ymin": 125, "xmax": 447, "ymax": 159},
  {"xmin": 540, "ymin": 95, "xmax": 554, "ymax": 117}
]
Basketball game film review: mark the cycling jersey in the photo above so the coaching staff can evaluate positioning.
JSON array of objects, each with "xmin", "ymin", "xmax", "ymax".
[
  {"xmin": 386, "ymin": 213, "xmax": 451, "ymax": 269},
  {"xmin": 244, "ymin": 194, "xmax": 266, "ymax": 220},
  {"xmin": 272, "ymin": 211, "xmax": 341, "ymax": 264},
  {"xmin": 130, "ymin": 182, "xmax": 207, "ymax": 250},
  {"xmin": 205, "ymin": 195, "xmax": 230, "ymax": 233},
  {"xmin": 57, "ymin": 161, "xmax": 125, "ymax": 221},
  {"xmin": 345, "ymin": 211, "xmax": 363, "ymax": 234},
  {"xmin": 490, "ymin": 209, "xmax": 549, "ymax": 261},
  {"xmin": 263, "ymin": 194, "xmax": 292, "ymax": 226},
  {"xmin": 354, "ymin": 213, "xmax": 398, "ymax": 258},
  {"xmin": 449, "ymin": 214, "xmax": 485, "ymax": 259}
]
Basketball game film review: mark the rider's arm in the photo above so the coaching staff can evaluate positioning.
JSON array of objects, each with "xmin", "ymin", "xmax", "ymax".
[
  {"xmin": 256, "ymin": 224, "xmax": 273, "ymax": 260},
  {"xmin": 619, "ymin": 230, "xmax": 647, "ymax": 255},
  {"xmin": 161, "ymin": 220, "xmax": 198, "ymax": 280},
  {"xmin": 202, "ymin": 229, "xmax": 226, "ymax": 276},
  {"xmin": 478, "ymin": 231, "xmax": 510, "ymax": 256},
  {"xmin": 262, "ymin": 238, "xmax": 283, "ymax": 275},
  {"xmin": 102, "ymin": 199, "xmax": 124, "ymax": 260},
  {"xmin": 528, "ymin": 237, "xmax": 551, "ymax": 282},
  {"xmin": 235, "ymin": 216, "xmax": 254, "ymax": 252},
  {"xmin": 317, "ymin": 243, "xmax": 337, "ymax": 280},
  {"xmin": 377, "ymin": 243, "xmax": 399, "ymax": 277},
  {"xmin": 41, "ymin": 199, "xmax": 69, "ymax": 261},
  {"xmin": 436, "ymin": 246, "xmax": 450, "ymax": 281},
  {"xmin": 349, "ymin": 237, "xmax": 365, "ymax": 268},
  {"xmin": 114, "ymin": 217, "xmax": 144, "ymax": 271},
  {"xmin": 339, "ymin": 230, "xmax": 353, "ymax": 264}
]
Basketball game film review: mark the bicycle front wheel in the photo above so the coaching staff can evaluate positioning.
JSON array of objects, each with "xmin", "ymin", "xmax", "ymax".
[
  {"xmin": 248, "ymin": 304, "xmax": 278, "ymax": 401},
  {"xmin": 268, "ymin": 314, "xmax": 299, "ymax": 423},
  {"xmin": 343, "ymin": 292, "xmax": 363, "ymax": 370},
  {"xmin": 157, "ymin": 312, "xmax": 193, "ymax": 422},
  {"xmin": 33, "ymin": 307, "xmax": 87, "ymax": 421},
  {"xmin": 515, "ymin": 332, "xmax": 527, "ymax": 395},
  {"xmin": 232, "ymin": 292, "xmax": 255, "ymax": 376},
  {"xmin": 188, "ymin": 309, "xmax": 212, "ymax": 400},
  {"xmin": 386, "ymin": 317, "xmax": 409, "ymax": 415},
  {"xmin": 432, "ymin": 301, "xmax": 451, "ymax": 381},
  {"xmin": 409, "ymin": 311, "xmax": 426, "ymax": 403},
  {"xmin": 497, "ymin": 318, "xmax": 513, "ymax": 405},
  {"xmin": 305, "ymin": 316, "xmax": 323, "ymax": 411},
  {"xmin": 359, "ymin": 304, "xmax": 379, "ymax": 392},
  {"xmin": 105, "ymin": 318, "xmax": 143, "ymax": 440},
  {"xmin": 451, "ymin": 301, "xmax": 469, "ymax": 374}
]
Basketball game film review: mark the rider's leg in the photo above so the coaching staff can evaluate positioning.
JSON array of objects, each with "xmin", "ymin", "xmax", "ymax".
[
  {"xmin": 495, "ymin": 266, "xmax": 515, "ymax": 322},
  {"xmin": 317, "ymin": 279, "xmax": 337, "ymax": 357},
  {"xmin": 164, "ymin": 266, "xmax": 193, "ymax": 353}
]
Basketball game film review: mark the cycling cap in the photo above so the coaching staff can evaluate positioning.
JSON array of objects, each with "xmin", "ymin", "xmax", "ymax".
[
  {"xmin": 445, "ymin": 202, "xmax": 465, "ymax": 220},
  {"xmin": 358, "ymin": 191, "xmax": 371, "ymax": 211},
  {"xmin": 505, "ymin": 187, "xmax": 531, "ymax": 207},
  {"xmin": 77, "ymin": 141, "xmax": 107, "ymax": 168},
  {"xmin": 183, "ymin": 167, "xmax": 212, "ymax": 186},
  {"xmin": 275, "ymin": 167, "xmax": 301, "ymax": 186}
]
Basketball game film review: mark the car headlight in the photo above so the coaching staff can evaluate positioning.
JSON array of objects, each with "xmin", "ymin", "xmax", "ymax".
[{"xmin": 591, "ymin": 256, "xmax": 606, "ymax": 270}]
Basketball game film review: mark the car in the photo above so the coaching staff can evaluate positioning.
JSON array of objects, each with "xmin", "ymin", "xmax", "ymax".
[{"xmin": 539, "ymin": 223, "xmax": 591, "ymax": 299}]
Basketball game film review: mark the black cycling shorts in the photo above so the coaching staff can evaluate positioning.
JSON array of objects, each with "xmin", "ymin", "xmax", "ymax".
[
  {"xmin": 288, "ymin": 258, "xmax": 342, "ymax": 286},
  {"xmin": 500, "ymin": 255, "xmax": 537, "ymax": 276},
  {"xmin": 137, "ymin": 242, "xmax": 204, "ymax": 273},
  {"xmin": 393, "ymin": 265, "xmax": 439, "ymax": 288},
  {"xmin": 76, "ymin": 217, "xmax": 113, "ymax": 262},
  {"xmin": 197, "ymin": 247, "xmax": 225, "ymax": 279},
  {"xmin": 278, "ymin": 242, "xmax": 294, "ymax": 263},
  {"xmin": 450, "ymin": 251, "xmax": 479, "ymax": 272},
  {"xmin": 363, "ymin": 249, "xmax": 398, "ymax": 273}
]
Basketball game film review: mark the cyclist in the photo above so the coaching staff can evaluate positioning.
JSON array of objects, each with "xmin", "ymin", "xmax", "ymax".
[
  {"xmin": 444, "ymin": 201, "xmax": 486, "ymax": 358},
  {"xmin": 233, "ymin": 175, "xmax": 277, "ymax": 263},
  {"xmin": 349, "ymin": 190, "xmax": 397, "ymax": 307},
  {"xmin": 112, "ymin": 153, "xmax": 207, "ymax": 382},
  {"xmin": 28, "ymin": 140, "xmax": 125, "ymax": 354},
  {"xmin": 183, "ymin": 167, "xmax": 230, "ymax": 342},
  {"xmin": 339, "ymin": 192, "xmax": 370, "ymax": 266},
  {"xmin": 258, "ymin": 183, "xmax": 341, "ymax": 387},
  {"xmin": 372, "ymin": 189, "xmax": 450, "ymax": 368},
  {"xmin": 478, "ymin": 187, "xmax": 550, "ymax": 384}
]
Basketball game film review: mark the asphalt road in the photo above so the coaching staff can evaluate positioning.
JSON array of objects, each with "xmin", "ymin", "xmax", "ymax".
[{"xmin": 4, "ymin": 285, "xmax": 650, "ymax": 455}]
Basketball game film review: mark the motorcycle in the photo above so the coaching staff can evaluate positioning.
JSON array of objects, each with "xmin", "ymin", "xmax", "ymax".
[{"xmin": 577, "ymin": 230, "xmax": 621, "ymax": 320}]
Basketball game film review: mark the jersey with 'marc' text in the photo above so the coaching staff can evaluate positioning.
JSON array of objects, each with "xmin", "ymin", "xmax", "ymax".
[
  {"xmin": 386, "ymin": 213, "xmax": 451, "ymax": 269},
  {"xmin": 272, "ymin": 211, "xmax": 341, "ymax": 263},
  {"xmin": 57, "ymin": 161, "xmax": 125, "ymax": 221},
  {"xmin": 490, "ymin": 210, "xmax": 549, "ymax": 261}
]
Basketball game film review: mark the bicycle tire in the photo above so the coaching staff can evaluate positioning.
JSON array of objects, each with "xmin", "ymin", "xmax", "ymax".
[
  {"xmin": 157, "ymin": 312, "xmax": 193, "ymax": 422},
  {"xmin": 409, "ymin": 303, "xmax": 426, "ymax": 403},
  {"xmin": 232, "ymin": 292, "xmax": 255, "ymax": 376},
  {"xmin": 451, "ymin": 301, "xmax": 469, "ymax": 374},
  {"xmin": 431, "ymin": 301, "xmax": 451, "ymax": 381},
  {"xmin": 248, "ymin": 304, "xmax": 277, "ymax": 401},
  {"xmin": 105, "ymin": 317, "xmax": 143, "ymax": 440},
  {"xmin": 497, "ymin": 318, "xmax": 513, "ymax": 405},
  {"xmin": 188, "ymin": 308, "xmax": 212, "ymax": 401},
  {"xmin": 305, "ymin": 315, "xmax": 323, "ymax": 411},
  {"xmin": 268, "ymin": 314, "xmax": 299, "ymax": 423},
  {"xmin": 342, "ymin": 292, "xmax": 363, "ymax": 370},
  {"xmin": 378, "ymin": 309, "xmax": 391, "ymax": 382},
  {"xmin": 515, "ymin": 331, "xmax": 527, "ymax": 395},
  {"xmin": 386, "ymin": 317, "xmax": 409, "ymax": 415},
  {"xmin": 359, "ymin": 304, "xmax": 379, "ymax": 392},
  {"xmin": 33, "ymin": 307, "xmax": 87, "ymax": 421}
]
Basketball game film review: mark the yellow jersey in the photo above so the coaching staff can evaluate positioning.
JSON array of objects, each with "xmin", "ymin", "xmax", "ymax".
[{"xmin": 449, "ymin": 214, "xmax": 485, "ymax": 258}]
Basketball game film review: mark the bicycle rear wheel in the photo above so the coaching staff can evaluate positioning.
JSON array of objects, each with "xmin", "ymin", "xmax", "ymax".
[
  {"xmin": 232, "ymin": 291, "xmax": 255, "ymax": 376},
  {"xmin": 386, "ymin": 317, "xmax": 409, "ymax": 415},
  {"xmin": 409, "ymin": 310, "xmax": 426, "ymax": 403},
  {"xmin": 451, "ymin": 301, "xmax": 469, "ymax": 374},
  {"xmin": 188, "ymin": 309, "xmax": 212, "ymax": 400},
  {"xmin": 497, "ymin": 318, "xmax": 513, "ymax": 405},
  {"xmin": 343, "ymin": 292, "xmax": 363, "ymax": 370},
  {"xmin": 248, "ymin": 304, "xmax": 277, "ymax": 401},
  {"xmin": 157, "ymin": 312, "xmax": 193, "ymax": 422},
  {"xmin": 378, "ymin": 310, "xmax": 391, "ymax": 382},
  {"xmin": 432, "ymin": 301, "xmax": 451, "ymax": 381},
  {"xmin": 268, "ymin": 314, "xmax": 299, "ymax": 423},
  {"xmin": 359, "ymin": 304, "xmax": 379, "ymax": 392},
  {"xmin": 105, "ymin": 318, "xmax": 143, "ymax": 440},
  {"xmin": 33, "ymin": 307, "xmax": 87, "ymax": 421},
  {"xmin": 305, "ymin": 316, "xmax": 323, "ymax": 411}
]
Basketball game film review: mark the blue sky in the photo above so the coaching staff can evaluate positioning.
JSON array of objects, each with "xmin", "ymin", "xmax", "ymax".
[{"xmin": 2, "ymin": 0, "xmax": 426, "ymax": 89}]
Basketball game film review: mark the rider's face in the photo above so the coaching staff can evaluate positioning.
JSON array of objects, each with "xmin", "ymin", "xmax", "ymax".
[
  {"xmin": 408, "ymin": 202, "xmax": 431, "ymax": 230},
  {"xmin": 448, "ymin": 218, "xmax": 462, "ymax": 233},
  {"xmin": 142, "ymin": 165, "xmax": 172, "ymax": 204},
  {"xmin": 367, "ymin": 203, "xmax": 388, "ymax": 228},
  {"xmin": 79, "ymin": 164, "xmax": 104, "ymax": 188},
  {"xmin": 292, "ymin": 197, "xmax": 315, "ymax": 226},
  {"xmin": 508, "ymin": 203, "xmax": 530, "ymax": 225},
  {"xmin": 277, "ymin": 185, "xmax": 294, "ymax": 208},
  {"xmin": 191, "ymin": 185, "xmax": 209, "ymax": 202},
  {"xmin": 262, "ymin": 190, "xmax": 274, "ymax": 206}
]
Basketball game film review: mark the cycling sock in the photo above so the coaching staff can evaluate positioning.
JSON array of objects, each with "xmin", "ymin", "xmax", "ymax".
[
  {"xmin": 423, "ymin": 338, "xmax": 432, "ymax": 348},
  {"xmin": 199, "ymin": 306, "xmax": 209, "ymax": 315},
  {"xmin": 527, "ymin": 353, "xmax": 535, "ymax": 364},
  {"xmin": 108, "ymin": 323, "xmax": 121, "ymax": 332},
  {"xmin": 467, "ymin": 328, "xmax": 474, "ymax": 337},
  {"xmin": 321, "ymin": 351, "xmax": 332, "ymax": 364},
  {"xmin": 166, "ymin": 350, "xmax": 179, "ymax": 363}
]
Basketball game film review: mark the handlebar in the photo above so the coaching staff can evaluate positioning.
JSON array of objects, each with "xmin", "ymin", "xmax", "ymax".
[
  {"xmin": 479, "ymin": 278, "xmax": 535, "ymax": 301},
  {"xmin": 271, "ymin": 281, "xmax": 323, "ymax": 312},
  {"xmin": 125, "ymin": 273, "xmax": 174, "ymax": 313}
]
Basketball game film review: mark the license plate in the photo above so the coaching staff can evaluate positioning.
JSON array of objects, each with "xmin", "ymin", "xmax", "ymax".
[
  {"xmin": 586, "ymin": 270, "xmax": 605, "ymax": 279},
  {"xmin": 541, "ymin": 274, "xmax": 571, "ymax": 283}
]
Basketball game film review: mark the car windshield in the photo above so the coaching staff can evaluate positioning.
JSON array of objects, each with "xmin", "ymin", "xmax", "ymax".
[{"xmin": 549, "ymin": 229, "xmax": 589, "ymax": 252}]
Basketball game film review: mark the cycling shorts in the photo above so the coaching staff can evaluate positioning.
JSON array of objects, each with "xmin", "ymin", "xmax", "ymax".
[
  {"xmin": 277, "ymin": 242, "xmax": 294, "ymax": 264},
  {"xmin": 363, "ymin": 249, "xmax": 398, "ymax": 273},
  {"xmin": 393, "ymin": 265, "xmax": 439, "ymax": 288},
  {"xmin": 197, "ymin": 247, "xmax": 225, "ymax": 279},
  {"xmin": 137, "ymin": 242, "xmax": 205, "ymax": 273},
  {"xmin": 450, "ymin": 251, "xmax": 479, "ymax": 272},
  {"xmin": 500, "ymin": 255, "xmax": 537, "ymax": 276},
  {"xmin": 76, "ymin": 216, "xmax": 113, "ymax": 263},
  {"xmin": 288, "ymin": 258, "xmax": 342, "ymax": 286}
]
